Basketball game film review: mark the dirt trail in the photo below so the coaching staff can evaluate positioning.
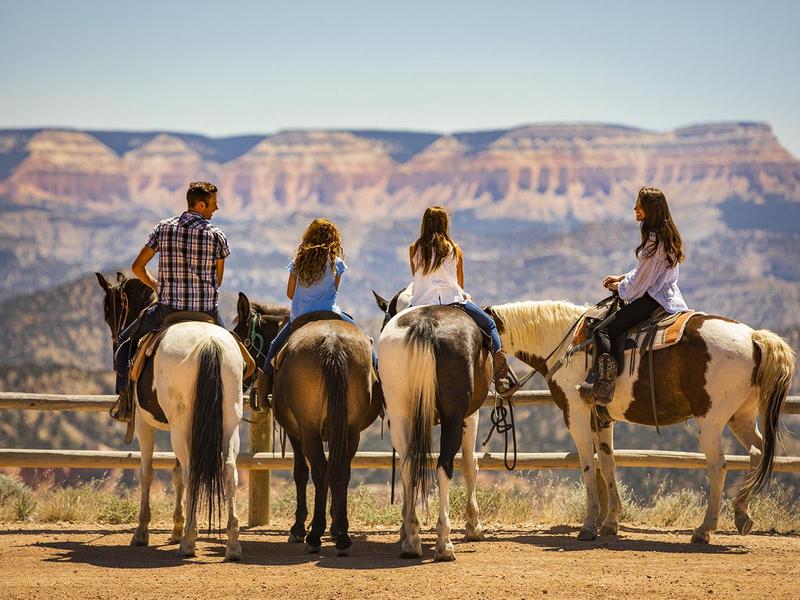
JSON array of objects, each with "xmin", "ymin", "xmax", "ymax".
[{"xmin": 1, "ymin": 523, "xmax": 798, "ymax": 599}]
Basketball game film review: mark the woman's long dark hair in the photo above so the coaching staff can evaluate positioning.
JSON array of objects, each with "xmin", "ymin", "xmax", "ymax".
[
  {"xmin": 411, "ymin": 206, "xmax": 458, "ymax": 275},
  {"xmin": 635, "ymin": 187, "xmax": 684, "ymax": 267},
  {"xmin": 293, "ymin": 218, "xmax": 344, "ymax": 287}
]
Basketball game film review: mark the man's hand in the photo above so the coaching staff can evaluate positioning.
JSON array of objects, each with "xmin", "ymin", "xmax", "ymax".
[{"xmin": 131, "ymin": 246, "xmax": 158, "ymax": 292}]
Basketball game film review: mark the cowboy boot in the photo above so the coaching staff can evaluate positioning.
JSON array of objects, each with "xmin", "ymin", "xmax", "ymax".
[
  {"xmin": 592, "ymin": 353, "xmax": 618, "ymax": 405},
  {"xmin": 109, "ymin": 388, "xmax": 133, "ymax": 423},
  {"xmin": 493, "ymin": 350, "xmax": 520, "ymax": 398}
]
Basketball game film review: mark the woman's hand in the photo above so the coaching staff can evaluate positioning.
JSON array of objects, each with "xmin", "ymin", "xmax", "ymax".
[
  {"xmin": 606, "ymin": 281, "xmax": 620, "ymax": 292},
  {"xmin": 602, "ymin": 274, "xmax": 624, "ymax": 289}
]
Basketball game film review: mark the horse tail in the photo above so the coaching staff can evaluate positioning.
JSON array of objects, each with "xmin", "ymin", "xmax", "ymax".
[
  {"xmin": 404, "ymin": 317, "xmax": 438, "ymax": 508},
  {"xmin": 188, "ymin": 338, "xmax": 226, "ymax": 534},
  {"xmin": 740, "ymin": 329, "xmax": 796, "ymax": 499},
  {"xmin": 321, "ymin": 338, "xmax": 350, "ymax": 490}
]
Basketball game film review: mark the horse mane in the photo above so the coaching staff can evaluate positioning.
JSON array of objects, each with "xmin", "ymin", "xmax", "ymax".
[
  {"xmin": 490, "ymin": 300, "xmax": 586, "ymax": 352},
  {"xmin": 250, "ymin": 302, "xmax": 289, "ymax": 319}
]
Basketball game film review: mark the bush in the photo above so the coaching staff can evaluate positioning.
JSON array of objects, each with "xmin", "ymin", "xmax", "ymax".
[{"xmin": 0, "ymin": 475, "xmax": 37, "ymax": 522}]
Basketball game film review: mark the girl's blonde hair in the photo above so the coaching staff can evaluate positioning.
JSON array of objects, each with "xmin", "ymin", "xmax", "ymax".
[
  {"xmin": 293, "ymin": 218, "xmax": 344, "ymax": 287},
  {"xmin": 412, "ymin": 206, "xmax": 458, "ymax": 275}
]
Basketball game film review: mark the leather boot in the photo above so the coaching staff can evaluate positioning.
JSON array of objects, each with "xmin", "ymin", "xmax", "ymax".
[
  {"xmin": 592, "ymin": 353, "xmax": 618, "ymax": 405},
  {"xmin": 110, "ymin": 388, "xmax": 133, "ymax": 423},
  {"xmin": 577, "ymin": 369, "xmax": 597, "ymax": 400},
  {"xmin": 493, "ymin": 350, "xmax": 520, "ymax": 398}
]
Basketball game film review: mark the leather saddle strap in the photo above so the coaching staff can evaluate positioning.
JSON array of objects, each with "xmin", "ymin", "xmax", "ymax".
[{"xmin": 640, "ymin": 324, "xmax": 661, "ymax": 435}]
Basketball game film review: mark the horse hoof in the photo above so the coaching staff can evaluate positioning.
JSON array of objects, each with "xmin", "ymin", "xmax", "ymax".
[
  {"xmin": 336, "ymin": 547, "xmax": 351, "ymax": 557},
  {"xmin": 304, "ymin": 543, "xmax": 321, "ymax": 554},
  {"xmin": 224, "ymin": 544, "xmax": 242, "ymax": 562},
  {"xmin": 690, "ymin": 530, "xmax": 710, "ymax": 544},
  {"xmin": 464, "ymin": 529, "xmax": 485, "ymax": 542},
  {"xmin": 287, "ymin": 532, "xmax": 304, "ymax": 543},
  {"xmin": 735, "ymin": 515, "xmax": 754, "ymax": 536},
  {"xmin": 399, "ymin": 550, "xmax": 422, "ymax": 559},
  {"xmin": 130, "ymin": 533, "xmax": 149, "ymax": 547},
  {"xmin": 577, "ymin": 528, "xmax": 597, "ymax": 541},
  {"xmin": 599, "ymin": 524, "xmax": 618, "ymax": 536},
  {"xmin": 178, "ymin": 547, "xmax": 196, "ymax": 558},
  {"xmin": 168, "ymin": 533, "xmax": 182, "ymax": 545},
  {"xmin": 434, "ymin": 548, "xmax": 456, "ymax": 562}
]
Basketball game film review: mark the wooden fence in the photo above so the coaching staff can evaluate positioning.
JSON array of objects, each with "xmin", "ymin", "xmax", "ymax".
[{"xmin": 1, "ymin": 391, "xmax": 799, "ymax": 527}]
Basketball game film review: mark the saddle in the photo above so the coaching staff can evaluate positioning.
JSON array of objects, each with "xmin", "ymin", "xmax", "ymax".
[
  {"xmin": 571, "ymin": 306, "xmax": 699, "ymax": 374},
  {"xmin": 272, "ymin": 310, "xmax": 344, "ymax": 371},
  {"xmin": 130, "ymin": 311, "xmax": 256, "ymax": 382}
]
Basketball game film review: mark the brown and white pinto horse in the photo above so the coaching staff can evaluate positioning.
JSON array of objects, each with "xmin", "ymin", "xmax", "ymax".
[
  {"xmin": 376, "ymin": 289, "xmax": 490, "ymax": 561},
  {"xmin": 486, "ymin": 301, "xmax": 795, "ymax": 544}
]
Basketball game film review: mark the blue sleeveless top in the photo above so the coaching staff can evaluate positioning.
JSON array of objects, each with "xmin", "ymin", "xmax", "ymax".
[{"xmin": 288, "ymin": 257, "xmax": 347, "ymax": 320}]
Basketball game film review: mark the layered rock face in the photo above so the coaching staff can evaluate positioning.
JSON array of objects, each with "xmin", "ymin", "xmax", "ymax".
[{"xmin": 1, "ymin": 122, "xmax": 797, "ymax": 221}]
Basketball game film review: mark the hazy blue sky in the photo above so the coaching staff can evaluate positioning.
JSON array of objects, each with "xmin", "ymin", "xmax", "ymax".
[{"xmin": 2, "ymin": 1, "xmax": 799, "ymax": 156}]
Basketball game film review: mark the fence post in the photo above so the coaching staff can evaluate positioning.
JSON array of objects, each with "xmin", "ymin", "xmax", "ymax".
[{"xmin": 248, "ymin": 375, "xmax": 272, "ymax": 526}]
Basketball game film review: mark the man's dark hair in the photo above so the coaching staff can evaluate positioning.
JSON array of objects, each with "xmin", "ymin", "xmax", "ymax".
[{"xmin": 186, "ymin": 181, "xmax": 218, "ymax": 207}]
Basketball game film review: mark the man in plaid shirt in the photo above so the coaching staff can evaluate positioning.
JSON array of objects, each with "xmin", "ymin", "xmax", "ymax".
[{"xmin": 111, "ymin": 181, "xmax": 230, "ymax": 422}]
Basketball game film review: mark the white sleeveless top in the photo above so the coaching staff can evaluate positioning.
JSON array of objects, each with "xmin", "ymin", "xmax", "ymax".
[{"xmin": 410, "ymin": 245, "xmax": 469, "ymax": 306}]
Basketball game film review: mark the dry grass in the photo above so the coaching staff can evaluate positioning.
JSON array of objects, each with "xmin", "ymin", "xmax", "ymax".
[{"xmin": 1, "ymin": 473, "xmax": 798, "ymax": 534}]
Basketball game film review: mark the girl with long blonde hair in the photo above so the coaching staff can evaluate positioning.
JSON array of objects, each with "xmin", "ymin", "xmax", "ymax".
[
  {"xmin": 580, "ymin": 187, "xmax": 688, "ymax": 403},
  {"xmin": 409, "ymin": 206, "xmax": 518, "ymax": 395},
  {"xmin": 264, "ymin": 218, "xmax": 374, "ymax": 384}
]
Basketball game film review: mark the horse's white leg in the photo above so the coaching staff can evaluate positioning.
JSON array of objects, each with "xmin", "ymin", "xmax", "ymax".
[
  {"xmin": 692, "ymin": 418, "xmax": 727, "ymax": 544},
  {"xmin": 131, "ymin": 414, "xmax": 154, "ymax": 547},
  {"xmin": 461, "ymin": 411, "xmax": 484, "ymax": 541},
  {"xmin": 168, "ymin": 459, "xmax": 184, "ymax": 544},
  {"xmin": 728, "ymin": 403, "xmax": 763, "ymax": 535},
  {"xmin": 568, "ymin": 405, "xmax": 600, "ymax": 541},
  {"xmin": 223, "ymin": 425, "xmax": 241, "ymax": 561},
  {"xmin": 171, "ymin": 426, "xmax": 197, "ymax": 557},
  {"xmin": 593, "ymin": 423, "xmax": 621, "ymax": 535},
  {"xmin": 434, "ymin": 464, "xmax": 454, "ymax": 561},
  {"xmin": 390, "ymin": 415, "xmax": 421, "ymax": 558}
]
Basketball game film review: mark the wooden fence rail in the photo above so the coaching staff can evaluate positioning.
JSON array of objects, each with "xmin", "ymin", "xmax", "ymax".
[
  {"xmin": 2, "ymin": 391, "xmax": 799, "ymax": 413},
  {"xmin": 2, "ymin": 449, "xmax": 799, "ymax": 472}
]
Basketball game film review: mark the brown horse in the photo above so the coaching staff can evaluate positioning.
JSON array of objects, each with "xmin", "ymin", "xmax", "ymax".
[
  {"xmin": 486, "ymin": 300, "xmax": 795, "ymax": 544},
  {"xmin": 235, "ymin": 293, "xmax": 382, "ymax": 555}
]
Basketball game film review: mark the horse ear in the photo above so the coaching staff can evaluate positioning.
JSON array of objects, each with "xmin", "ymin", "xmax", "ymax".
[
  {"xmin": 237, "ymin": 292, "xmax": 251, "ymax": 322},
  {"xmin": 372, "ymin": 290, "xmax": 388, "ymax": 312},
  {"xmin": 96, "ymin": 272, "xmax": 111, "ymax": 294}
]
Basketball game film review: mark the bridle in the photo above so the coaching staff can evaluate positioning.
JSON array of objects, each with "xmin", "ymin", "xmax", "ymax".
[
  {"xmin": 108, "ymin": 287, "xmax": 130, "ymax": 349},
  {"xmin": 242, "ymin": 310, "xmax": 268, "ymax": 367}
]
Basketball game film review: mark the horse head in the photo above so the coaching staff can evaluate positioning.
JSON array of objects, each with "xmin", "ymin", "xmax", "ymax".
[
  {"xmin": 232, "ymin": 292, "xmax": 289, "ymax": 368},
  {"xmin": 372, "ymin": 283, "xmax": 413, "ymax": 330},
  {"xmin": 95, "ymin": 271, "xmax": 156, "ymax": 349}
]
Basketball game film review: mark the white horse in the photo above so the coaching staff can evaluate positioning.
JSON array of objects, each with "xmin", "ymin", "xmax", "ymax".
[
  {"xmin": 486, "ymin": 300, "xmax": 795, "ymax": 544},
  {"xmin": 98, "ymin": 274, "xmax": 244, "ymax": 560},
  {"xmin": 376, "ymin": 293, "xmax": 490, "ymax": 561}
]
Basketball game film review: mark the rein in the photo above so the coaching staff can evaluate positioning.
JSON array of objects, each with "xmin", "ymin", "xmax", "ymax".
[
  {"xmin": 110, "ymin": 289, "xmax": 130, "ymax": 347},
  {"xmin": 243, "ymin": 312, "xmax": 268, "ymax": 367},
  {"xmin": 481, "ymin": 391, "xmax": 517, "ymax": 470}
]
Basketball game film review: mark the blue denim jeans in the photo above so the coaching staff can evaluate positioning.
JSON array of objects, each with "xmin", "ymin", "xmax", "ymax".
[
  {"xmin": 459, "ymin": 300, "xmax": 502, "ymax": 353},
  {"xmin": 113, "ymin": 303, "xmax": 224, "ymax": 393},
  {"xmin": 264, "ymin": 312, "xmax": 378, "ymax": 374}
]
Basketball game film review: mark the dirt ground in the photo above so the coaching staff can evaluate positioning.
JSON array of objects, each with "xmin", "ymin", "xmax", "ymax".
[{"xmin": 0, "ymin": 523, "xmax": 798, "ymax": 599}]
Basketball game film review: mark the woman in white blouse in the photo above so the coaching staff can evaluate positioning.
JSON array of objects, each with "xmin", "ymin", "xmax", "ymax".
[{"xmin": 582, "ymin": 187, "xmax": 688, "ymax": 404}]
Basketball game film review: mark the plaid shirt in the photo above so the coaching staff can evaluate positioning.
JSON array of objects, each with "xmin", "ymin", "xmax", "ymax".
[{"xmin": 145, "ymin": 211, "xmax": 230, "ymax": 311}]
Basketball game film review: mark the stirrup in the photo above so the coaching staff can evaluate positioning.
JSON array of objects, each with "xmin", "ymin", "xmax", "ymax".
[
  {"xmin": 576, "ymin": 370, "xmax": 597, "ymax": 400},
  {"xmin": 109, "ymin": 391, "xmax": 133, "ymax": 423},
  {"xmin": 494, "ymin": 364, "xmax": 521, "ymax": 398}
]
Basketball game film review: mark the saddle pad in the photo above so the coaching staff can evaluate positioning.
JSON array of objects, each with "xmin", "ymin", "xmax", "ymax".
[{"xmin": 131, "ymin": 327, "xmax": 256, "ymax": 381}]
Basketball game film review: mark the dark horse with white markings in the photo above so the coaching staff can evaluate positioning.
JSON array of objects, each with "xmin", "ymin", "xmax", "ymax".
[
  {"xmin": 486, "ymin": 300, "xmax": 795, "ymax": 544},
  {"xmin": 235, "ymin": 293, "xmax": 383, "ymax": 555},
  {"xmin": 375, "ymin": 289, "xmax": 491, "ymax": 561}
]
